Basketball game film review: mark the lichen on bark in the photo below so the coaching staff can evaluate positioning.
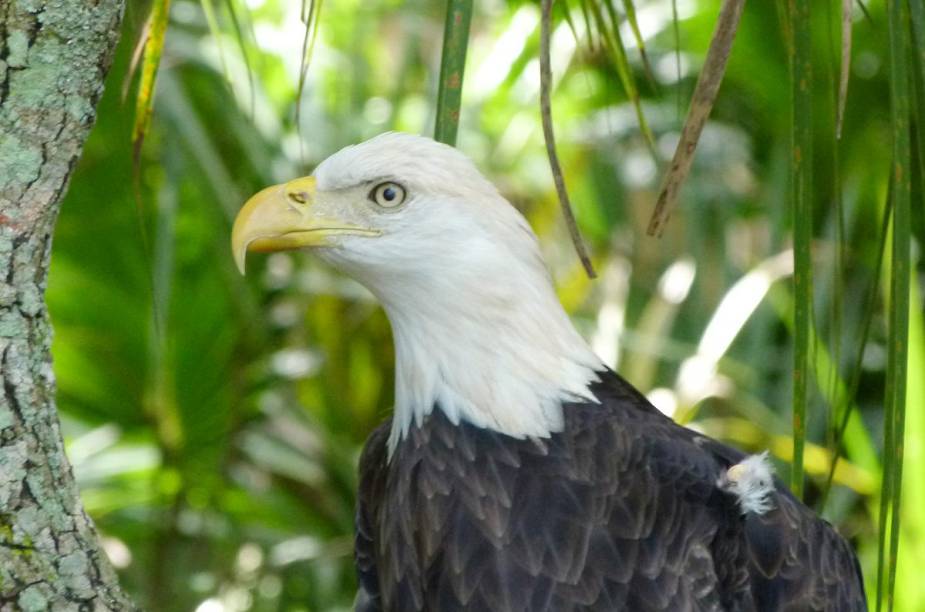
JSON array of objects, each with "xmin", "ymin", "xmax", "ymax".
[{"xmin": 0, "ymin": 0, "xmax": 135, "ymax": 610}]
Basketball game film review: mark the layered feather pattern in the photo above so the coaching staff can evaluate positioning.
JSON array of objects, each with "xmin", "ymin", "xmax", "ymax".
[{"xmin": 355, "ymin": 370, "xmax": 866, "ymax": 612}]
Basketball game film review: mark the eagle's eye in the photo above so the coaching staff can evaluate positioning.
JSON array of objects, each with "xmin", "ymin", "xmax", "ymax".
[{"xmin": 370, "ymin": 182, "xmax": 406, "ymax": 209}]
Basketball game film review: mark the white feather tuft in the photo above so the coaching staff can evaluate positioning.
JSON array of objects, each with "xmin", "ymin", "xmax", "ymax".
[{"xmin": 718, "ymin": 451, "xmax": 776, "ymax": 515}]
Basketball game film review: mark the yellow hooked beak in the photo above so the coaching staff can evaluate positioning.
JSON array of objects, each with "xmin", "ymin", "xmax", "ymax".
[{"xmin": 231, "ymin": 176, "xmax": 379, "ymax": 274}]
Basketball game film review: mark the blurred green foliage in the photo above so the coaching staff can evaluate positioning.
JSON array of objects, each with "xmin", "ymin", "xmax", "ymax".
[{"xmin": 48, "ymin": 0, "xmax": 924, "ymax": 610}]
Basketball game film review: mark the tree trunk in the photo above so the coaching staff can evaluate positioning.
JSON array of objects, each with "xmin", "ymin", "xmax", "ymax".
[{"xmin": 0, "ymin": 1, "xmax": 134, "ymax": 610}]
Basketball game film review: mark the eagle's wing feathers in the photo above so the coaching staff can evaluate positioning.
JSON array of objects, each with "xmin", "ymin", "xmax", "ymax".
[
  {"xmin": 733, "ymin": 485, "xmax": 866, "ymax": 611},
  {"xmin": 357, "ymin": 405, "xmax": 727, "ymax": 609},
  {"xmin": 354, "ymin": 370, "xmax": 866, "ymax": 611},
  {"xmin": 355, "ymin": 422, "xmax": 390, "ymax": 612}
]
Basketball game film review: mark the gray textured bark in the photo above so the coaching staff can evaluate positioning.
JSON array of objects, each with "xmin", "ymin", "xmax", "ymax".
[{"xmin": 0, "ymin": 0, "xmax": 134, "ymax": 610}]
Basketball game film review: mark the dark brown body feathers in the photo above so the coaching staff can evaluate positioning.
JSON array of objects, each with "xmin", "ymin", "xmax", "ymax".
[{"xmin": 355, "ymin": 370, "xmax": 865, "ymax": 611}]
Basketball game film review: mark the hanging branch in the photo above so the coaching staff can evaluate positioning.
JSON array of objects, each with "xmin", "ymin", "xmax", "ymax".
[
  {"xmin": 434, "ymin": 0, "xmax": 473, "ymax": 146},
  {"xmin": 646, "ymin": 0, "xmax": 746, "ymax": 236},
  {"xmin": 540, "ymin": 0, "xmax": 595, "ymax": 279}
]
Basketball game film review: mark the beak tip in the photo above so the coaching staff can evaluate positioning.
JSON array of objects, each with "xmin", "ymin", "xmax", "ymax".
[{"xmin": 233, "ymin": 246, "xmax": 248, "ymax": 275}]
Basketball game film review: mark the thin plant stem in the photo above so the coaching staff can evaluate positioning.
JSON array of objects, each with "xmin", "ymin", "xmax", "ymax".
[
  {"xmin": 434, "ymin": 0, "xmax": 474, "ymax": 146},
  {"xmin": 788, "ymin": 0, "xmax": 813, "ymax": 499},
  {"xmin": 882, "ymin": 0, "xmax": 911, "ymax": 608},
  {"xmin": 539, "ymin": 0, "xmax": 596, "ymax": 278}
]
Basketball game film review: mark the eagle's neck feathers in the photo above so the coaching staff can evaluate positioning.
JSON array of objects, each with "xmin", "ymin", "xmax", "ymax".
[
  {"xmin": 361, "ymin": 227, "xmax": 604, "ymax": 456},
  {"xmin": 385, "ymin": 299, "xmax": 602, "ymax": 455}
]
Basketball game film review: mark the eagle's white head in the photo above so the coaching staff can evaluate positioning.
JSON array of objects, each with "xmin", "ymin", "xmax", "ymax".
[{"xmin": 232, "ymin": 132, "xmax": 603, "ymax": 453}]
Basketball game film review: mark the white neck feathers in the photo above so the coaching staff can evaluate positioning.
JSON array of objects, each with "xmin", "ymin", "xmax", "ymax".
[
  {"xmin": 369, "ymin": 233, "xmax": 604, "ymax": 455},
  {"xmin": 384, "ymin": 294, "xmax": 602, "ymax": 455}
]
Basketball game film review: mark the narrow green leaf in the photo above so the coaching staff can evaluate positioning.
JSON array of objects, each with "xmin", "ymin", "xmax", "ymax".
[
  {"xmin": 122, "ymin": 15, "xmax": 152, "ymax": 102},
  {"xmin": 836, "ymin": 0, "xmax": 852, "ymax": 139},
  {"xmin": 910, "ymin": 0, "xmax": 925, "ymax": 93},
  {"xmin": 148, "ymin": 141, "xmax": 181, "ymax": 451},
  {"xmin": 132, "ymin": 0, "xmax": 172, "ymax": 164},
  {"xmin": 913, "ymin": 23, "xmax": 925, "ymax": 253},
  {"xmin": 855, "ymin": 0, "xmax": 873, "ymax": 24},
  {"xmin": 767, "ymin": 285, "xmax": 881, "ymax": 489},
  {"xmin": 821, "ymin": 194, "xmax": 891, "ymax": 508},
  {"xmin": 559, "ymin": 1, "xmax": 581, "ymax": 43},
  {"xmin": 827, "ymin": 0, "xmax": 848, "ymax": 488},
  {"xmin": 789, "ymin": 0, "xmax": 813, "ymax": 499},
  {"xmin": 200, "ymin": 0, "xmax": 230, "ymax": 81},
  {"xmin": 296, "ymin": 0, "xmax": 324, "ymax": 134},
  {"xmin": 909, "ymin": 0, "xmax": 925, "ymax": 241},
  {"xmin": 896, "ymin": 266, "xmax": 925, "ymax": 607},
  {"xmin": 559, "ymin": 1, "xmax": 581, "ymax": 44},
  {"xmin": 157, "ymin": 71, "xmax": 245, "ymax": 222},
  {"xmin": 881, "ymin": 0, "xmax": 912, "ymax": 608},
  {"xmin": 591, "ymin": 0, "xmax": 656, "ymax": 155},
  {"xmin": 577, "ymin": 0, "xmax": 595, "ymax": 49},
  {"xmin": 128, "ymin": 0, "xmax": 171, "ymax": 369},
  {"xmin": 434, "ymin": 0, "xmax": 474, "ymax": 147},
  {"xmin": 619, "ymin": 0, "xmax": 656, "ymax": 88},
  {"xmin": 223, "ymin": 0, "xmax": 256, "ymax": 116},
  {"xmin": 877, "ymin": 238, "xmax": 894, "ymax": 612}
]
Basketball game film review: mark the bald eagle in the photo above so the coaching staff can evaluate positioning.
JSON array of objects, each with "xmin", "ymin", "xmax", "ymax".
[{"xmin": 231, "ymin": 133, "xmax": 866, "ymax": 611}]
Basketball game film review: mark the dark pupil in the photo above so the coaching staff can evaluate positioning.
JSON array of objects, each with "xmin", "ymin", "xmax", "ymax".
[{"xmin": 382, "ymin": 187, "xmax": 396, "ymax": 201}]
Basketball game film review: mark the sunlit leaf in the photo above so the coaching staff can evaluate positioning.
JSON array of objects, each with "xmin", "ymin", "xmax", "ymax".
[{"xmin": 132, "ymin": 0, "xmax": 171, "ymax": 165}]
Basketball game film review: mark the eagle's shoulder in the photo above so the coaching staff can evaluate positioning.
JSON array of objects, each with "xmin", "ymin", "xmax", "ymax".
[
  {"xmin": 582, "ymin": 369, "xmax": 743, "ymax": 491},
  {"xmin": 359, "ymin": 420, "xmax": 391, "ymax": 477},
  {"xmin": 585, "ymin": 369, "xmax": 867, "ymax": 610}
]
